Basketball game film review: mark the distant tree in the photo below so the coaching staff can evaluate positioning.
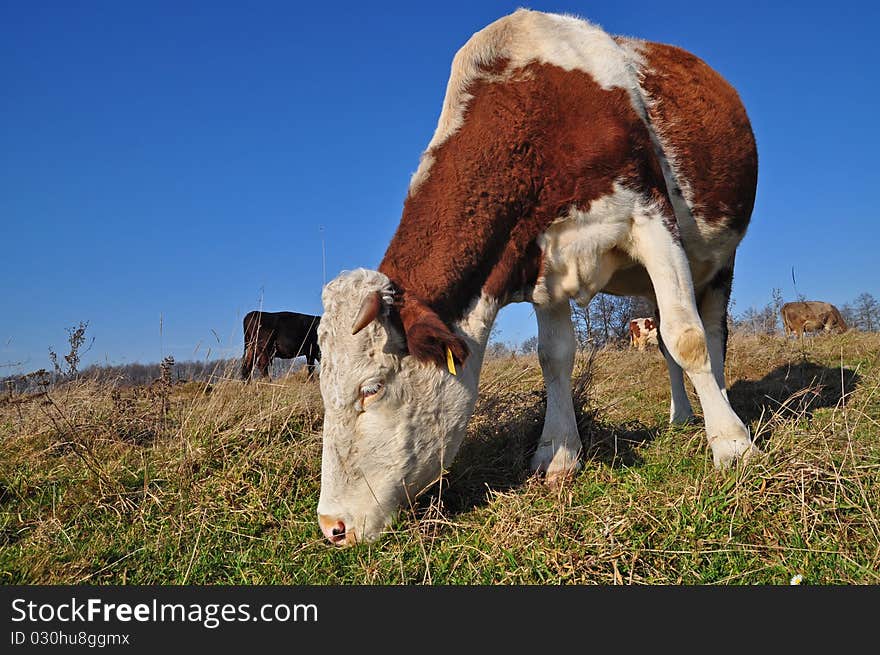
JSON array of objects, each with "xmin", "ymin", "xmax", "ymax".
[
  {"xmin": 732, "ymin": 292, "xmax": 778, "ymax": 336},
  {"xmin": 485, "ymin": 341, "xmax": 514, "ymax": 358},
  {"xmin": 570, "ymin": 301, "xmax": 593, "ymax": 348},
  {"xmin": 488, "ymin": 322, "xmax": 502, "ymax": 345},
  {"xmin": 727, "ymin": 297, "xmax": 737, "ymax": 333},
  {"xmin": 853, "ymin": 292, "xmax": 879, "ymax": 332},
  {"xmin": 571, "ymin": 294, "xmax": 652, "ymax": 349},
  {"xmin": 485, "ymin": 324, "xmax": 514, "ymax": 359},
  {"xmin": 520, "ymin": 335, "xmax": 538, "ymax": 354},
  {"xmin": 840, "ymin": 303, "xmax": 857, "ymax": 330},
  {"xmin": 770, "ymin": 288, "xmax": 784, "ymax": 334}
]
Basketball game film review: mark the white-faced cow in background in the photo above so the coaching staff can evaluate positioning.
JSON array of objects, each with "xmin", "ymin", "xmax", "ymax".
[
  {"xmin": 629, "ymin": 317, "xmax": 659, "ymax": 351},
  {"xmin": 316, "ymin": 9, "xmax": 759, "ymax": 545}
]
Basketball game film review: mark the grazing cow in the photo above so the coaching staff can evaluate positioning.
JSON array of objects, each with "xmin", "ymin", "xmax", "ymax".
[
  {"xmin": 316, "ymin": 9, "xmax": 759, "ymax": 544},
  {"xmin": 629, "ymin": 317, "xmax": 658, "ymax": 351},
  {"xmin": 781, "ymin": 301, "xmax": 847, "ymax": 338},
  {"xmin": 241, "ymin": 311, "xmax": 321, "ymax": 380}
]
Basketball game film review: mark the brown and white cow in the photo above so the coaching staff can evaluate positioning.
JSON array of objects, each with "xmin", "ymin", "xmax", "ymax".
[
  {"xmin": 629, "ymin": 317, "xmax": 658, "ymax": 350},
  {"xmin": 316, "ymin": 9, "xmax": 759, "ymax": 545},
  {"xmin": 781, "ymin": 301, "xmax": 847, "ymax": 338}
]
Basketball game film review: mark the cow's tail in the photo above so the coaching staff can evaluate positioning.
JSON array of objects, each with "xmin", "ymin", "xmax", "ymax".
[{"xmin": 241, "ymin": 311, "xmax": 256, "ymax": 380}]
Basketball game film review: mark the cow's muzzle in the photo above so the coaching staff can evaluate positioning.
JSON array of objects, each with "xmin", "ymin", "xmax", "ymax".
[{"xmin": 318, "ymin": 514, "xmax": 350, "ymax": 546}]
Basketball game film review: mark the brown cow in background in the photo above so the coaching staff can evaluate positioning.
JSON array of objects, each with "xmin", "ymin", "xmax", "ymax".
[
  {"xmin": 781, "ymin": 301, "xmax": 847, "ymax": 338},
  {"xmin": 241, "ymin": 311, "xmax": 321, "ymax": 380}
]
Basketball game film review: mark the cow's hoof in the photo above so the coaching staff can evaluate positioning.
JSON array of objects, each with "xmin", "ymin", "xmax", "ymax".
[
  {"xmin": 544, "ymin": 466, "xmax": 579, "ymax": 486},
  {"xmin": 711, "ymin": 437, "xmax": 761, "ymax": 469},
  {"xmin": 670, "ymin": 413, "xmax": 696, "ymax": 426},
  {"xmin": 530, "ymin": 442, "xmax": 581, "ymax": 482}
]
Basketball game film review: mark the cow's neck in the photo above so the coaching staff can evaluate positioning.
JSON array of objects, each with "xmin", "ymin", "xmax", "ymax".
[
  {"xmin": 454, "ymin": 293, "xmax": 500, "ymax": 372},
  {"xmin": 433, "ymin": 293, "xmax": 501, "ymax": 419},
  {"xmin": 378, "ymin": 88, "xmax": 545, "ymax": 327}
]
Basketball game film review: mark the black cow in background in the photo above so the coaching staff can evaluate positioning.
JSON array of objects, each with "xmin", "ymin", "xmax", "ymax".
[{"xmin": 241, "ymin": 311, "xmax": 321, "ymax": 380}]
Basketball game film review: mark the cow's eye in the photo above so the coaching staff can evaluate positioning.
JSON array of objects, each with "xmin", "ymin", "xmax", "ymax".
[{"xmin": 359, "ymin": 380, "xmax": 386, "ymax": 409}]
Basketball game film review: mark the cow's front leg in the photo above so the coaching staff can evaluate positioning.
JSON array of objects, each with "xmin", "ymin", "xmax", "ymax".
[
  {"xmin": 631, "ymin": 213, "xmax": 757, "ymax": 468},
  {"xmin": 530, "ymin": 301, "xmax": 582, "ymax": 481}
]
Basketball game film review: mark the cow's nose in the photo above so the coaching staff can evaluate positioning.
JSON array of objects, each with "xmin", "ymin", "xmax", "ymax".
[{"xmin": 318, "ymin": 515, "xmax": 347, "ymax": 545}]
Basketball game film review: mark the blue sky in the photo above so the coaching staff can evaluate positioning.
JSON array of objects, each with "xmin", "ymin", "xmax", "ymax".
[{"xmin": 2, "ymin": 1, "xmax": 878, "ymax": 372}]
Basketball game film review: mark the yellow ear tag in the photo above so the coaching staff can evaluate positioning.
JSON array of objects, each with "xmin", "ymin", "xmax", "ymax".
[{"xmin": 445, "ymin": 346, "xmax": 457, "ymax": 376}]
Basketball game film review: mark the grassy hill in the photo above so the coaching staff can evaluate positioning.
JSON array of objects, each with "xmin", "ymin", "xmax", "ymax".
[{"xmin": 2, "ymin": 332, "xmax": 878, "ymax": 584}]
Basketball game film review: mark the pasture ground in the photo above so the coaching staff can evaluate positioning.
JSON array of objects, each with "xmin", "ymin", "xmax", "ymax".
[{"xmin": 1, "ymin": 332, "xmax": 878, "ymax": 584}]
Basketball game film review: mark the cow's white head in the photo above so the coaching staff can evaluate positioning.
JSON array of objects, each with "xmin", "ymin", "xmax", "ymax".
[{"xmin": 316, "ymin": 268, "xmax": 495, "ymax": 545}]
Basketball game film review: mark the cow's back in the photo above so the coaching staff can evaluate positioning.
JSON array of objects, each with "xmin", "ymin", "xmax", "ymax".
[
  {"xmin": 243, "ymin": 310, "xmax": 272, "ymax": 341},
  {"xmin": 273, "ymin": 312, "xmax": 320, "ymax": 358},
  {"xmin": 382, "ymin": 9, "xmax": 758, "ymax": 330},
  {"xmin": 624, "ymin": 39, "xmax": 758, "ymax": 236}
]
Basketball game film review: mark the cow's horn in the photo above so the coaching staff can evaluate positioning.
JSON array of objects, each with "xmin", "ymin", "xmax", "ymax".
[{"xmin": 351, "ymin": 291, "xmax": 382, "ymax": 335}]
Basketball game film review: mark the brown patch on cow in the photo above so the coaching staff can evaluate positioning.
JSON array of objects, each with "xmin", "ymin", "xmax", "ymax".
[
  {"xmin": 630, "ymin": 320, "xmax": 641, "ymax": 339},
  {"xmin": 398, "ymin": 294, "xmax": 469, "ymax": 369},
  {"xmin": 379, "ymin": 62, "xmax": 675, "ymax": 365},
  {"xmin": 632, "ymin": 40, "xmax": 758, "ymax": 234},
  {"xmin": 676, "ymin": 327, "xmax": 708, "ymax": 369}
]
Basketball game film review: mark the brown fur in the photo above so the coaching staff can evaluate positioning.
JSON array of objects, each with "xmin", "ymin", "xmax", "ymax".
[
  {"xmin": 377, "ymin": 34, "xmax": 757, "ymax": 371},
  {"xmin": 781, "ymin": 301, "xmax": 848, "ymax": 338},
  {"xmin": 241, "ymin": 311, "xmax": 321, "ymax": 379},
  {"xmin": 379, "ymin": 62, "xmax": 673, "ymax": 365},
  {"xmin": 676, "ymin": 327, "xmax": 709, "ymax": 369},
  {"xmin": 630, "ymin": 41, "xmax": 758, "ymax": 234},
  {"xmin": 397, "ymin": 295, "xmax": 470, "ymax": 369}
]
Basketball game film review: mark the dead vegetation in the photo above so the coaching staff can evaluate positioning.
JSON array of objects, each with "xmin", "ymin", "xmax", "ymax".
[{"xmin": 1, "ymin": 332, "xmax": 878, "ymax": 584}]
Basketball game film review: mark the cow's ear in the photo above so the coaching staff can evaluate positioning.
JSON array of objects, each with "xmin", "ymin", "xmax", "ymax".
[{"xmin": 398, "ymin": 297, "xmax": 469, "ymax": 370}]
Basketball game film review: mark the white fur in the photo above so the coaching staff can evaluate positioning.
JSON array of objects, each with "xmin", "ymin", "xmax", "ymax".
[
  {"xmin": 630, "ymin": 318, "xmax": 658, "ymax": 350},
  {"xmin": 626, "ymin": 204, "xmax": 753, "ymax": 464},
  {"xmin": 533, "ymin": 183, "xmax": 640, "ymax": 307},
  {"xmin": 317, "ymin": 270, "xmax": 498, "ymax": 543},
  {"xmin": 531, "ymin": 302, "xmax": 581, "ymax": 479},
  {"xmin": 529, "ymin": 186, "xmax": 754, "ymax": 467},
  {"xmin": 660, "ymin": 341, "xmax": 695, "ymax": 424}
]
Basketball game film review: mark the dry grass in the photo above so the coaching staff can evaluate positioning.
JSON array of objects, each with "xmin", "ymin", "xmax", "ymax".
[{"xmin": 1, "ymin": 333, "xmax": 878, "ymax": 584}]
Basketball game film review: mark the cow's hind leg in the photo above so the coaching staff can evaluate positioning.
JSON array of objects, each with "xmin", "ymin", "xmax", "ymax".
[
  {"xmin": 698, "ymin": 257, "xmax": 735, "ymax": 399},
  {"xmin": 241, "ymin": 345, "xmax": 255, "ymax": 381},
  {"xmin": 657, "ymin": 326, "xmax": 695, "ymax": 424},
  {"xmin": 530, "ymin": 301, "xmax": 582, "ymax": 481},
  {"xmin": 257, "ymin": 352, "xmax": 272, "ymax": 379},
  {"xmin": 631, "ymin": 213, "xmax": 756, "ymax": 468}
]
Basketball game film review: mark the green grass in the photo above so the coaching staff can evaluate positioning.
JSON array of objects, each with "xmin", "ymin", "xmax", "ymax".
[{"xmin": 2, "ymin": 332, "xmax": 878, "ymax": 584}]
